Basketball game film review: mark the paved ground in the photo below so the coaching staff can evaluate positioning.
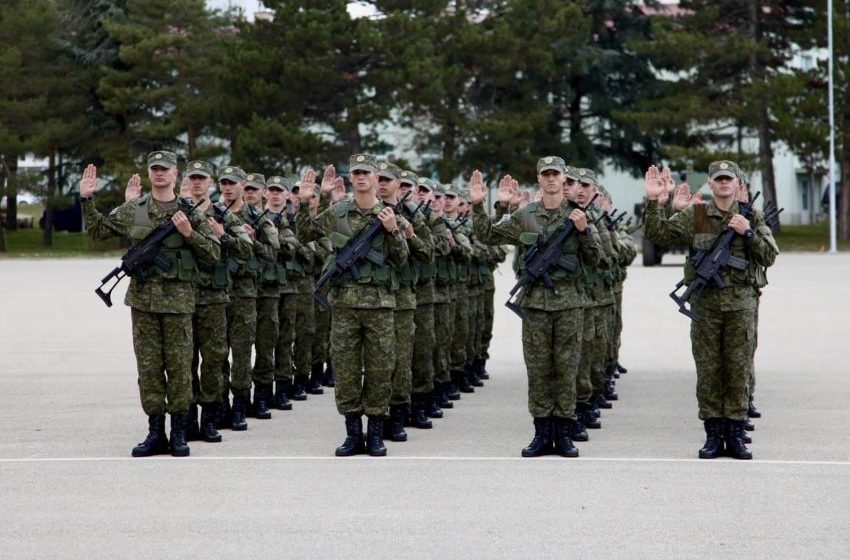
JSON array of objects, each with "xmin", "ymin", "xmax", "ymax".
[{"xmin": 1, "ymin": 252, "xmax": 849, "ymax": 559}]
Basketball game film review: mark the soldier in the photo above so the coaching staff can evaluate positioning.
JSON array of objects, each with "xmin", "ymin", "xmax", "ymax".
[
  {"xmin": 377, "ymin": 163, "xmax": 435, "ymax": 439},
  {"xmin": 296, "ymin": 155, "xmax": 408, "ymax": 457},
  {"xmin": 79, "ymin": 151, "xmax": 220, "ymax": 457},
  {"xmin": 218, "ymin": 166, "xmax": 259, "ymax": 431},
  {"xmin": 643, "ymin": 161, "xmax": 779, "ymax": 460},
  {"xmin": 429, "ymin": 182, "xmax": 458, "ymax": 408},
  {"xmin": 186, "ymin": 160, "xmax": 252, "ymax": 443},
  {"xmin": 459, "ymin": 192, "xmax": 486, "ymax": 389},
  {"xmin": 470, "ymin": 158, "xmax": 602, "ymax": 457},
  {"xmin": 308, "ymin": 187, "xmax": 336, "ymax": 392}
]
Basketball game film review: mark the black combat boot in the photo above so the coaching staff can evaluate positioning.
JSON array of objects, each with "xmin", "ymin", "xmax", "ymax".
[
  {"xmin": 698, "ymin": 418, "xmax": 725, "ymax": 459},
  {"xmin": 747, "ymin": 395, "xmax": 761, "ymax": 418},
  {"xmin": 477, "ymin": 358, "xmax": 490, "ymax": 380},
  {"xmin": 552, "ymin": 417, "xmax": 580, "ymax": 458},
  {"xmin": 410, "ymin": 395, "xmax": 433, "ymax": 429},
  {"xmin": 335, "ymin": 415, "xmax": 366, "ymax": 457},
  {"xmin": 609, "ymin": 362, "xmax": 620, "ymax": 379},
  {"xmin": 596, "ymin": 394, "xmax": 612, "ymax": 409},
  {"xmin": 466, "ymin": 365, "xmax": 483, "ymax": 387},
  {"xmin": 588, "ymin": 398, "xmax": 601, "ymax": 419},
  {"xmin": 366, "ymin": 416, "xmax": 388, "ymax": 456},
  {"xmin": 131, "ymin": 414, "xmax": 170, "ymax": 457},
  {"xmin": 231, "ymin": 393, "xmax": 248, "ymax": 431},
  {"xmin": 521, "ymin": 417, "xmax": 553, "ymax": 457},
  {"xmin": 253, "ymin": 383, "xmax": 272, "ymax": 420},
  {"xmin": 743, "ymin": 417, "xmax": 755, "ymax": 432},
  {"xmin": 426, "ymin": 391, "xmax": 444, "ymax": 419},
  {"xmin": 571, "ymin": 404, "xmax": 589, "ymax": 442},
  {"xmin": 581, "ymin": 402, "xmax": 601, "ymax": 429},
  {"xmin": 200, "ymin": 403, "xmax": 222, "ymax": 443},
  {"xmin": 452, "ymin": 370, "xmax": 474, "ymax": 393},
  {"xmin": 323, "ymin": 361, "xmax": 336, "ymax": 388},
  {"xmin": 217, "ymin": 396, "xmax": 232, "ymax": 430},
  {"xmin": 308, "ymin": 363, "xmax": 325, "ymax": 395},
  {"xmin": 725, "ymin": 420, "xmax": 753, "ymax": 460},
  {"xmin": 742, "ymin": 431, "xmax": 752, "ymax": 444},
  {"xmin": 616, "ymin": 361, "xmax": 628, "ymax": 374},
  {"xmin": 186, "ymin": 403, "xmax": 200, "ymax": 441},
  {"xmin": 273, "ymin": 380, "xmax": 293, "ymax": 411},
  {"xmin": 386, "ymin": 405, "xmax": 408, "ymax": 442},
  {"xmin": 604, "ymin": 378, "xmax": 619, "ymax": 401},
  {"xmin": 440, "ymin": 383, "xmax": 457, "ymax": 405},
  {"xmin": 445, "ymin": 380, "xmax": 461, "ymax": 401},
  {"xmin": 169, "ymin": 413, "xmax": 191, "ymax": 457},
  {"xmin": 291, "ymin": 375, "xmax": 308, "ymax": 401}
]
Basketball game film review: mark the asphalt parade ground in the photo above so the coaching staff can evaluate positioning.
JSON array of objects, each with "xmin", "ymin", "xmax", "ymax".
[{"xmin": 1, "ymin": 252, "xmax": 849, "ymax": 559}]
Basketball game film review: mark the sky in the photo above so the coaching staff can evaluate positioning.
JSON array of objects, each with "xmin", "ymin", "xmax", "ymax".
[{"xmin": 205, "ymin": 1, "xmax": 375, "ymax": 20}]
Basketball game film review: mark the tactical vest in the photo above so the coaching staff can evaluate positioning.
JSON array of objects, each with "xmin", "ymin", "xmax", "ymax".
[
  {"xmin": 515, "ymin": 203, "xmax": 583, "ymax": 281},
  {"xmin": 127, "ymin": 196, "xmax": 196, "ymax": 282},
  {"xmin": 684, "ymin": 203, "xmax": 763, "ymax": 288},
  {"xmin": 324, "ymin": 200, "xmax": 396, "ymax": 289}
]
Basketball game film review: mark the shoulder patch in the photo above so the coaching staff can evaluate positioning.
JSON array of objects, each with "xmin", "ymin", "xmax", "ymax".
[{"xmin": 498, "ymin": 213, "xmax": 512, "ymax": 224}]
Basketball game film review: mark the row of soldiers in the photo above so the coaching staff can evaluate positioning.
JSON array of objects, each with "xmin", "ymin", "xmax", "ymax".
[{"xmin": 81, "ymin": 150, "xmax": 513, "ymax": 457}]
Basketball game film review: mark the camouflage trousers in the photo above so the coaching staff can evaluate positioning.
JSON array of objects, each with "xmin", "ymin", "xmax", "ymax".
[
  {"xmin": 576, "ymin": 306, "xmax": 595, "ymax": 404},
  {"xmin": 223, "ymin": 296, "xmax": 257, "ymax": 397},
  {"xmin": 275, "ymin": 292, "xmax": 298, "ymax": 381},
  {"xmin": 748, "ymin": 299, "xmax": 760, "ymax": 395},
  {"xmin": 313, "ymin": 297, "xmax": 331, "ymax": 366},
  {"xmin": 412, "ymin": 302, "xmax": 436, "ymax": 394},
  {"xmin": 293, "ymin": 283, "xmax": 315, "ymax": 378},
  {"xmin": 610, "ymin": 289, "xmax": 624, "ymax": 366},
  {"xmin": 449, "ymin": 283, "xmax": 469, "ymax": 372},
  {"xmin": 466, "ymin": 285, "xmax": 481, "ymax": 367},
  {"xmin": 480, "ymin": 288, "xmax": 496, "ymax": 361},
  {"xmin": 432, "ymin": 301, "xmax": 452, "ymax": 385},
  {"xmin": 521, "ymin": 308, "xmax": 582, "ymax": 420},
  {"xmin": 391, "ymin": 308, "xmax": 415, "ymax": 405},
  {"xmin": 590, "ymin": 305, "xmax": 612, "ymax": 395},
  {"xmin": 253, "ymin": 296, "xmax": 279, "ymax": 385},
  {"xmin": 692, "ymin": 303, "xmax": 755, "ymax": 421},
  {"xmin": 191, "ymin": 303, "xmax": 227, "ymax": 405},
  {"xmin": 131, "ymin": 309, "xmax": 193, "ymax": 415},
  {"xmin": 331, "ymin": 306, "xmax": 394, "ymax": 417}
]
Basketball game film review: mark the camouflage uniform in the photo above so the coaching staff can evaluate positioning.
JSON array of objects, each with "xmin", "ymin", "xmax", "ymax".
[
  {"xmin": 445, "ymin": 200, "xmax": 473, "ymax": 390},
  {"xmin": 311, "ymin": 237, "xmax": 334, "ymax": 372},
  {"xmin": 82, "ymin": 182, "xmax": 220, "ymax": 418},
  {"xmin": 609, "ymin": 225, "xmax": 637, "ymax": 371},
  {"xmin": 643, "ymin": 165, "xmax": 778, "ymax": 425},
  {"xmin": 431, "ymin": 185, "xmax": 455, "ymax": 396},
  {"xmin": 274, "ymin": 198, "xmax": 302, "ymax": 406},
  {"xmin": 479, "ymin": 245, "xmax": 507, "ymax": 366}
]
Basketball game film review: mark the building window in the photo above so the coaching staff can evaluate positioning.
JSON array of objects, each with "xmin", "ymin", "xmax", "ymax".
[{"xmin": 801, "ymin": 178, "xmax": 809, "ymax": 211}]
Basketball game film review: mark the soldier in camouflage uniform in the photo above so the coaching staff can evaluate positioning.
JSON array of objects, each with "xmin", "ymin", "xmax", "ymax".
[
  {"xmin": 308, "ymin": 187, "xmax": 335, "ymax": 390},
  {"xmin": 292, "ymin": 209, "xmax": 319, "ymax": 399},
  {"xmin": 459, "ymin": 193, "xmax": 486, "ymax": 390},
  {"xmin": 80, "ymin": 151, "xmax": 220, "ymax": 457},
  {"xmin": 442, "ymin": 185, "xmax": 475, "ymax": 395},
  {"xmin": 296, "ymin": 155, "xmax": 409, "ymax": 457},
  {"xmin": 218, "ymin": 166, "xmax": 261, "ymax": 431},
  {"xmin": 470, "ymin": 158, "xmax": 603, "ymax": 457},
  {"xmin": 376, "ymin": 162, "xmax": 435, "ymax": 440},
  {"xmin": 478, "ymin": 244, "xmax": 507, "ymax": 378},
  {"xmin": 186, "ymin": 160, "xmax": 253, "ymax": 443},
  {"xmin": 643, "ymin": 161, "xmax": 779, "ymax": 460}
]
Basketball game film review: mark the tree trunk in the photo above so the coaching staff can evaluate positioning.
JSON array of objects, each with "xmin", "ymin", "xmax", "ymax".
[
  {"xmin": 43, "ymin": 148, "xmax": 56, "ymax": 247},
  {"xmin": 4, "ymin": 156, "xmax": 18, "ymax": 231},
  {"xmin": 758, "ymin": 116, "xmax": 778, "ymax": 212}
]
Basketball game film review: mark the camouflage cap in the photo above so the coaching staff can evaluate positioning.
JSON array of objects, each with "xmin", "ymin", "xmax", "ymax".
[
  {"xmin": 399, "ymin": 170, "xmax": 419, "ymax": 186},
  {"xmin": 349, "ymin": 153, "xmax": 378, "ymax": 172},
  {"xmin": 416, "ymin": 177, "xmax": 434, "ymax": 192},
  {"xmin": 147, "ymin": 150, "xmax": 178, "ymax": 169},
  {"xmin": 219, "ymin": 165, "xmax": 246, "ymax": 183},
  {"xmin": 185, "ymin": 160, "xmax": 215, "ymax": 178},
  {"xmin": 457, "ymin": 187, "xmax": 470, "ymax": 201},
  {"xmin": 537, "ymin": 155, "xmax": 567, "ymax": 174},
  {"xmin": 377, "ymin": 161, "xmax": 402, "ymax": 180},
  {"xmin": 564, "ymin": 165, "xmax": 581, "ymax": 181},
  {"xmin": 576, "ymin": 168, "xmax": 597, "ymax": 185},
  {"xmin": 708, "ymin": 160, "xmax": 739, "ymax": 180},
  {"xmin": 266, "ymin": 175, "xmax": 290, "ymax": 191},
  {"xmin": 442, "ymin": 183, "xmax": 460, "ymax": 197},
  {"xmin": 244, "ymin": 172, "xmax": 266, "ymax": 189}
]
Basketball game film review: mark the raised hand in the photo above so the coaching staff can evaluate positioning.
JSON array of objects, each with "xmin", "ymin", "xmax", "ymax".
[
  {"xmin": 80, "ymin": 164, "xmax": 98, "ymax": 199},
  {"xmin": 468, "ymin": 169, "xmax": 487, "ymax": 205},
  {"xmin": 125, "ymin": 174, "xmax": 142, "ymax": 202},
  {"xmin": 299, "ymin": 168, "xmax": 317, "ymax": 202},
  {"xmin": 509, "ymin": 179, "xmax": 521, "ymax": 207},
  {"xmin": 497, "ymin": 174, "xmax": 514, "ymax": 205},
  {"xmin": 671, "ymin": 183, "xmax": 691, "ymax": 211},
  {"xmin": 320, "ymin": 164, "xmax": 337, "ymax": 194},
  {"xmin": 332, "ymin": 176, "xmax": 346, "ymax": 202},
  {"xmin": 644, "ymin": 165, "xmax": 664, "ymax": 201}
]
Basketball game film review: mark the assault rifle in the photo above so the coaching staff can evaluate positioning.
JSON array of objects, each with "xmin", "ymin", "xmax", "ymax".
[
  {"xmin": 505, "ymin": 193, "xmax": 598, "ymax": 318},
  {"xmin": 442, "ymin": 213, "xmax": 469, "ymax": 233},
  {"xmin": 212, "ymin": 199, "xmax": 237, "ymax": 223},
  {"xmin": 763, "ymin": 201, "xmax": 784, "ymax": 229},
  {"xmin": 312, "ymin": 192, "xmax": 411, "ymax": 308},
  {"xmin": 604, "ymin": 210, "xmax": 628, "ymax": 231},
  {"xmin": 669, "ymin": 192, "xmax": 761, "ymax": 321},
  {"xmin": 95, "ymin": 198, "xmax": 205, "ymax": 307}
]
